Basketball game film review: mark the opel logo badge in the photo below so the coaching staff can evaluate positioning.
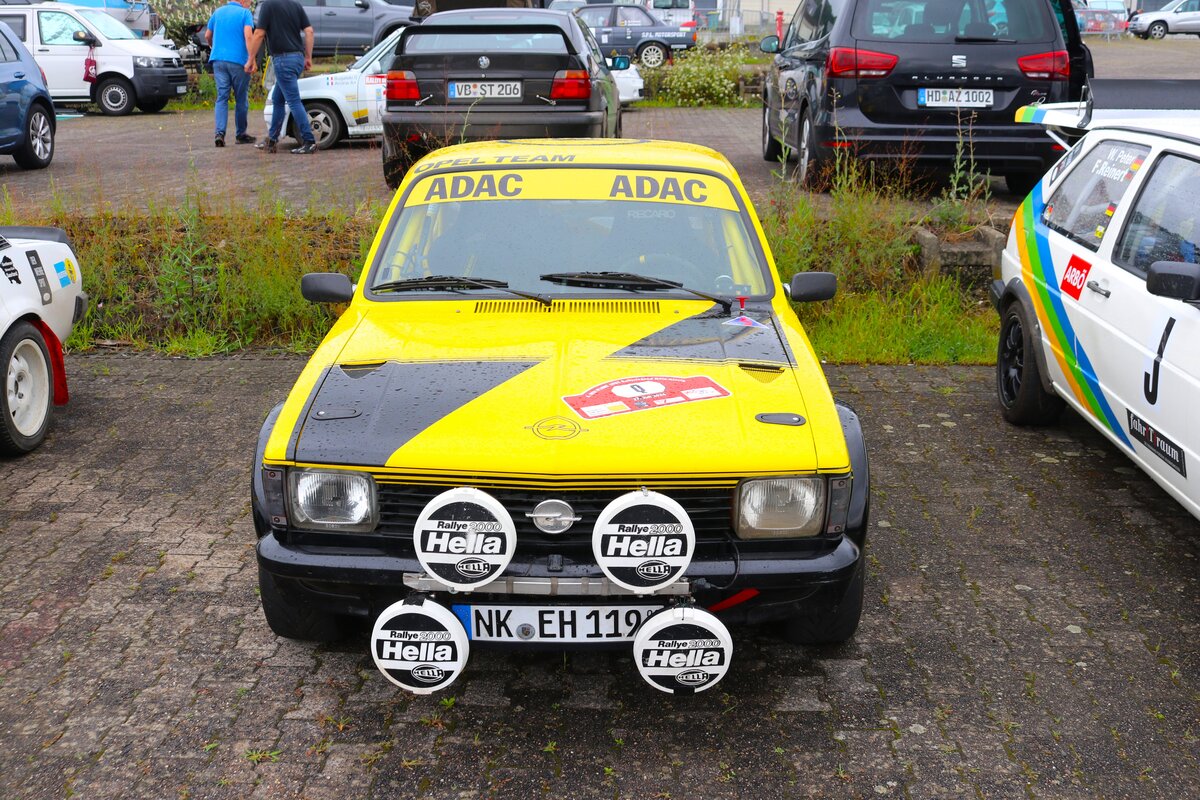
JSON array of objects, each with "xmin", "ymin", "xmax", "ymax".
[
  {"xmin": 526, "ymin": 499, "xmax": 581, "ymax": 535},
  {"xmin": 479, "ymin": 56, "xmax": 490, "ymax": 69},
  {"xmin": 526, "ymin": 416, "xmax": 583, "ymax": 440}
]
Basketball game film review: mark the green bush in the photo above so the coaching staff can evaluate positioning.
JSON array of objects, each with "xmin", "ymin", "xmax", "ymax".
[{"xmin": 642, "ymin": 44, "xmax": 759, "ymax": 108}]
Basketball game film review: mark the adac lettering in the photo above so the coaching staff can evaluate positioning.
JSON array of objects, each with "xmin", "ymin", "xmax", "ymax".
[
  {"xmin": 1144, "ymin": 317, "xmax": 1175, "ymax": 406},
  {"xmin": 609, "ymin": 175, "xmax": 707, "ymax": 203},
  {"xmin": 424, "ymin": 173, "xmax": 523, "ymax": 201}
]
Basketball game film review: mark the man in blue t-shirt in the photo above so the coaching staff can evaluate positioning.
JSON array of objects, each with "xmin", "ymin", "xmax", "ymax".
[{"xmin": 206, "ymin": 0, "xmax": 256, "ymax": 147}]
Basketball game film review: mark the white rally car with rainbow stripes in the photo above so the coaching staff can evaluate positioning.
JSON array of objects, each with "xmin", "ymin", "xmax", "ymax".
[{"xmin": 993, "ymin": 81, "xmax": 1200, "ymax": 520}]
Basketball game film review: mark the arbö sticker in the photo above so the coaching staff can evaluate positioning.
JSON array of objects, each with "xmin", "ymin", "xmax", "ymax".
[
  {"xmin": 592, "ymin": 491, "xmax": 695, "ymax": 593},
  {"xmin": 371, "ymin": 598, "xmax": 469, "ymax": 694},
  {"xmin": 414, "ymin": 488, "xmax": 516, "ymax": 591},
  {"xmin": 632, "ymin": 606, "xmax": 732, "ymax": 694}
]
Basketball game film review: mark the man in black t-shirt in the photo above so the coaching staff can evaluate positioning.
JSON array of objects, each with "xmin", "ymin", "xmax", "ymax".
[{"xmin": 245, "ymin": 0, "xmax": 317, "ymax": 154}]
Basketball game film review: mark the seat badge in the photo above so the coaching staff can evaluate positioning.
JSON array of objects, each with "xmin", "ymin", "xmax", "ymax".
[
  {"xmin": 952, "ymin": 54, "xmax": 966, "ymax": 68},
  {"xmin": 479, "ymin": 56, "xmax": 490, "ymax": 69}
]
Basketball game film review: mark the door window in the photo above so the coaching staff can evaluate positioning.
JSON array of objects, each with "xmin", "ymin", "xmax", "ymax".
[
  {"xmin": 1042, "ymin": 139, "xmax": 1150, "ymax": 252},
  {"xmin": 38, "ymin": 11, "xmax": 88, "ymax": 46},
  {"xmin": 617, "ymin": 7, "xmax": 654, "ymax": 25},
  {"xmin": 0, "ymin": 15, "xmax": 26, "ymax": 41},
  {"xmin": 577, "ymin": 7, "xmax": 613, "ymax": 28},
  {"xmin": 326, "ymin": 0, "xmax": 359, "ymax": 7},
  {"xmin": 0, "ymin": 33, "xmax": 16, "ymax": 62},
  {"xmin": 1114, "ymin": 153, "xmax": 1200, "ymax": 275}
]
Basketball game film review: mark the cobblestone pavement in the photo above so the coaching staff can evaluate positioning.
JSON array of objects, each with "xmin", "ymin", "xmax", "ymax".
[{"xmin": 0, "ymin": 354, "xmax": 1197, "ymax": 799}]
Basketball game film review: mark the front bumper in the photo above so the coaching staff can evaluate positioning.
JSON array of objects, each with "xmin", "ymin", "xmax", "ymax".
[
  {"xmin": 382, "ymin": 107, "xmax": 606, "ymax": 145},
  {"xmin": 131, "ymin": 66, "xmax": 189, "ymax": 102},
  {"xmin": 257, "ymin": 530, "xmax": 861, "ymax": 632}
]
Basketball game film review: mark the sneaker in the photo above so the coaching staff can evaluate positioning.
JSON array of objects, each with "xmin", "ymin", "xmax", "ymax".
[
  {"xmin": 255, "ymin": 138, "xmax": 277, "ymax": 154},
  {"xmin": 291, "ymin": 142, "xmax": 317, "ymax": 155},
  {"xmin": 235, "ymin": 134, "xmax": 256, "ymax": 144},
  {"xmin": 214, "ymin": 134, "xmax": 225, "ymax": 148}
]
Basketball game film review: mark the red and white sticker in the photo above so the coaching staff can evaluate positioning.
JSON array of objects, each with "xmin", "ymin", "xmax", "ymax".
[
  {"xmin": 1060, "ymin": 255, "xmax": 1092, "ymax": 301},
  {"xmin": 563, "ymin": 376, "xmax": 730, "ymax": 420}
]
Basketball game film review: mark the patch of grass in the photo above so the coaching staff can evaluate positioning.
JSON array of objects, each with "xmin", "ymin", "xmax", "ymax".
[{"xmin": 641, "ymin": 44, "xmax": 760, "ymax": 108}]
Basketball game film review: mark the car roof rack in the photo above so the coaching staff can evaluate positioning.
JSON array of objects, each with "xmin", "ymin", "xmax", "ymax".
[{"xmin": 1015, "ymin": 79, "xmax": 1200, "ymax": 148}]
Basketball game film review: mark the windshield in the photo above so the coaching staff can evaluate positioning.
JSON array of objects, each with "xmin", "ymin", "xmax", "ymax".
[
  {"xmin": 367, "ymin": 168, "xmax": 770, "ymax": 299},
  {"xmin": 853, "ymin": 0, "xmax": 1054, "ymax": 41},
  {"xmin": 78, "ymin": 9, "xmax": 138, "ymax": 39}
]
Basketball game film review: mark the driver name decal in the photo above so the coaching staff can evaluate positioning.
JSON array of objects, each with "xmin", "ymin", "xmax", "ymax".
[
  {"xmin": 563, "ymin": 376, "xmax": 730, "ymax": 420},
  {"xmin": 1127, "ymin": 409, "xmax": 1186, "ymax": 477}
]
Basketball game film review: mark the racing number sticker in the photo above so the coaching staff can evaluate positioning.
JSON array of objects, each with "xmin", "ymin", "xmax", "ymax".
[{"xmin": 563, "ymin": 376, "xmax": 730, "ymax": 420}]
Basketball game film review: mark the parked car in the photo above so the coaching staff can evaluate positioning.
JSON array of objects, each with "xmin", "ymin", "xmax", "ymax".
[
  {"xmin": 1129, "ymin": 0, "xmax": 1200, "ymax": 37},
  {"xmin": 251, "ymin": 138, "xmax": 869, "ymax": 696},
  {"xmin": 575, "ymin": 3, "xmax": 697, "ymax": 67},
  {"xmin": 0, "ymin": 20, "xmax": 53, "ymax": 169},
  {"xmin": 379, "ymin": 8, "xmax": 626, "ymax": 188},
  {"xmin": 644, "ymin": 0, "xmax": 695, "ymax": 27},
  {"xmin": 1087, "ymin": 0, "xmax": 1131, "ymax": 21},
  {"xmin": 994, "ymin": 83, "xmax": 1200, "ymax": 520},
  {"xmin": 1077, "ymin": 6, "xmax": 1124, "ymax": 31},
  {"xmin": 0, "ymin": 2, "xmax": 185, "ymax": 115},
  {"xmin": 760, "ymin": 0, "xmax": 1090, "ymax": 194},
  {"xmin": 289, "ymin": 0, "xmax": 414, "ymax": 55},
  {"xmin": 0, "ymin": 226, "xmax": 86, "ymax": 454}
]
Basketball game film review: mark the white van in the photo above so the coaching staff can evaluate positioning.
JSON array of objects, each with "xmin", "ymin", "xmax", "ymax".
[
  {"xmin": 645, "ymin": 0, "xmax": 695, "ymax": 26},
  {"xmin": 0, "ymin": 2, "xmax": 186, "ymax": 115}
]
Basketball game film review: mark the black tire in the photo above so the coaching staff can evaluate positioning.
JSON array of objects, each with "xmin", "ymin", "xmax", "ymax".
[
  {"xmin": 136, "ymin": 98, "xmax": 169, "ymax": 113},
  {"xmin": 306, "ymin": 101, "xmax": 343, "ymax": 150},
  {"xmin": 258, "ymin": 565, "xmax": 343, "ymax": 642},
  {"xmin": 1148, "ymin": 20, "xmax": 1168, "ymax": 39},
  {"xmin": 781, "ymin": 562, "xmax": 864, "ymax": 646},
  {"xmin": 12, "ymin": 103, "xmax": 53, "ymax": 169},
  {"xmin": 0, "ymin": 321, "xmax": 53, "ymax": 455},
  {"xmin": 382, "ymin": 131, "xmax": 426, "ymax": 189},
  {"xmin": 1004, "ymin": 171, "xmax": 1041, "ymax": 197},
  {"xmin": 96, "ymin": 76, "xmax": 135, "ymax": 116},
  {"xmin": 762, "ymin": 102, "xmax": 783, "ymax": 161},
  {"xmin": 996, "ymin": 301, "xmax": 1064, "ymax": 425},
  {"xmin": 637, "ymin": 42, "xmax": 668, "ymax": 68}
]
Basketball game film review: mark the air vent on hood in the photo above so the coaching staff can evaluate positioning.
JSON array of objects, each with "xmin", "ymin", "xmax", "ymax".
[{"xmin": 474, "ymin": 300, "xmax": 661, "ymax": 314}]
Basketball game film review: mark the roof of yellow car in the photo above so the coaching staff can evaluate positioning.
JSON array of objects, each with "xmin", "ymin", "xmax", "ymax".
[{"xmin": 407, "ymin": 138, "xmax": 740, "ymax": 176}]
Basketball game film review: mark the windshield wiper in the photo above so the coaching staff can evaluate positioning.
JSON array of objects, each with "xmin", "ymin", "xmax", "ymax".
[
  {"xmin": 539, "ymin": 271, "xmax": 732, "ymax": 312},
  {"xmin": 372, "ymin": 275, "xmax": 551, "ymax": 306},
  {"xmin": 954, "ymin": 35, "xmax": 1016, "ymax": 42}
]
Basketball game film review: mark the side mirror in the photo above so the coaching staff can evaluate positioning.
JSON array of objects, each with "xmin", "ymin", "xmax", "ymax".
[
  {"xmin": 608, "ymin": 55, "xmax": 630, "ymax": 70},
  {"xmin": 301, "ymin": 273, "xmax": 355, "ymax": 303},
  {"xmin": 73, "ymin": 29, "xmax": 98, "ymax": 46},
  {"xmin": 788, "ymin": 271, "xmax": 837, "ymax": 302},
  {"xmin": 355, "ymin": 0, "xmax": 369, "ymax": 8},
  {"xmin": 759, "ymin": 34, "xmax": 779, "ymax": 54},
  {"xmin": 1147, "ymin": 260, "xmax": 1200, "ymax": 302}
]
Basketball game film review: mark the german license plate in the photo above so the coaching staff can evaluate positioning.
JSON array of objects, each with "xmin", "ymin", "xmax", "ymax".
[
  {"xmin": 452, "ymin": 604, "xmax": 661, "ymax": 643},
  {"xmin": 176, "ymin": 85, "xmax": 187, "ymax": 94},
  {"xmin": 918, "ymin": 87, "xmax": 993, "ymax": 108},
  {"xmin": 448, "ymin": 81, "xmax": 521, "ymax": 100}
]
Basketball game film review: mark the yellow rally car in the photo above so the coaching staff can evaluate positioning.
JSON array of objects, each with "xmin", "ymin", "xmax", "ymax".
[{"xmin": 252, "ymin": 139, "xmax": 870, "ymax": 695}]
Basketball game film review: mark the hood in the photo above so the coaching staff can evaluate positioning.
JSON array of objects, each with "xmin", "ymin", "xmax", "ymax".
[
  {"xmin": 113, "ymin": 38, "xmax": 180, "ymax": 59},
  {"xmin": 284, "ymin": 301, "xmax": 838, "ymax": 478}
]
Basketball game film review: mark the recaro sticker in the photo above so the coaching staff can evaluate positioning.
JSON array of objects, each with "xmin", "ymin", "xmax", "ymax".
[
  {"xmin": 371, "ymin": 597, "xmax": 469, "ymax": 694},
  {"xmin": 633, "ymin": 606, "xmax": 732, "ymax": 694},
  {"xmin": 413, "ymin": 487, "xmax": 516, "ymax": 591},
  {"xmin": 592, "ymin": 490, "xmax": 695, "ymax": 593},
  {"xmin": 564, "ymin": 376, "xmax": 730, "ymax": 420}
]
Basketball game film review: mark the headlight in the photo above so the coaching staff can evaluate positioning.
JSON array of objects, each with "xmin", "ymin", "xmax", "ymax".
[
  {"xmin": 736, "ymin": 477, "xmax": 825, "ymax": 538},
  {"xmin": 134, "ymin": 56, "xmax": 165, "ymax": 68},
  {"xmin": 288, "ymin": 469, "xmax": 378, "ymax": 532}
]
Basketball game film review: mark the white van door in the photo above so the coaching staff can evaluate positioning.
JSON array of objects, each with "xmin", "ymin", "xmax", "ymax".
[{"xmin": 32, "ymin": 8, "xmax": 91, "ymax": 99}]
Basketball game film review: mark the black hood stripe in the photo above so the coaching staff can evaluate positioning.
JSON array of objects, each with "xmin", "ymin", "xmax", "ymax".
[{"xmin": 294, "ymin": 360, "xmax": 540, "ymax": 466}]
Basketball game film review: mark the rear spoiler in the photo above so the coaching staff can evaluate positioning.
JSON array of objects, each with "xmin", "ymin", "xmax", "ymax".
[
  {"xmin": 412, "ymin": 0, "xmax": 533, "ymax": 21},
  {"xmin": 399, "ymin": 22, "xmax": 580, "ymax": 54},
  {"xmin": 1015, "ymin": 79, "xmax": 1200, "ymax": 147}
]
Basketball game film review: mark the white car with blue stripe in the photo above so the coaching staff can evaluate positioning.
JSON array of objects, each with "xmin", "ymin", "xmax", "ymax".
[{"xmin": 0, "ymin": 226, "xmax": 85, "ymax": 454}]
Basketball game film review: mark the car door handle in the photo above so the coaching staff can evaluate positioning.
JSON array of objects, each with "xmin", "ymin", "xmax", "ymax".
[
  {"xmin": 1086, "ymin": 280, "xmax": 1111, "ymax": 298},
  {"xmin": 13, "ymin": 71, "xmax": 24, "ymax": 79},
  {"xmin": 37, "ymin": 48, "xmax": 49, "ymax": 52},
  {"xmin": 325, "ymin": 10, "xmax": 336, "ymax": 14}
]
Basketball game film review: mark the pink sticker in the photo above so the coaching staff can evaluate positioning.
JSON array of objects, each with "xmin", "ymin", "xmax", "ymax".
[{"xmin": 563, "ymin": 377, "xmax": 730, "ymax": 420}]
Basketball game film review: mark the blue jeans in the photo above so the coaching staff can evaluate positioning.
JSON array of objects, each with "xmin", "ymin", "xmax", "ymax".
[
  {"xmin": 268, "ymin": 52, "xmax": 313, "ymax": 144},
  {"xmin": 212, "ymin": 60, "xmax": 250, "ymax": 138}
]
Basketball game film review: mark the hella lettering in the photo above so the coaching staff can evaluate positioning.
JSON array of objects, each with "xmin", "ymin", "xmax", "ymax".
[
  {"xmin": 423, "ymin": 529, "xmax": 504, "ymax": 553},
  {"xmin": 1060, "ymin": 255, "xmax": 1092, "ymax": 301},
  {"xmin": 643, "ymin": 648, "xmax": 725, "ymax": 668},
  {"xmin": 424, "ymin": 173, "xmax": 523, "ymax": 201},
  {"xmin": 377, "ymin": 640, "xmax": 456, "ymax": 662},
  {"xmin": 602, "ymin": 534, "xmax": 685, "ymax": 557},
  {"xmin": 609, "ymin": 175, "xmax": 707, "ymax": 203}
]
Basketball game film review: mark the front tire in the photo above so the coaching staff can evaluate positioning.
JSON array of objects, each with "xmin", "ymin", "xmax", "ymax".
[
  {"xmin": 762, "ymin": 103, "xmax": 782, "ymax": 161},
  {"xmin": 1, "ymin": 322, "xmax": 53, "ymax": 455},
  {"xmin": 781, "ymin": 562, "xmax": 864, "ymax": 646},
  {"xmin": 96, "ymin": 77, "xmax": 135, "ymax": 116},
  {"xmin": 996, "ymin": 301, "xmax": 1064, "ymax": 425},
  {"xmin": 258, "ymin": 565, "xmax": 343, "ymax": 642},
  {"xmin": 306, "ymin": 101, "xmax": 343, "ymax": 150},
  {"xmin": 1148, "ymin": 21, "xmax": 1168, "ymax": 38},
  {"xmin": 13, "ymin": 104, "xmax": 53, "ymax": 169},
  {"xmin": 637, "ymin": 42, "xmax": 668, "ymax": 68}
]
